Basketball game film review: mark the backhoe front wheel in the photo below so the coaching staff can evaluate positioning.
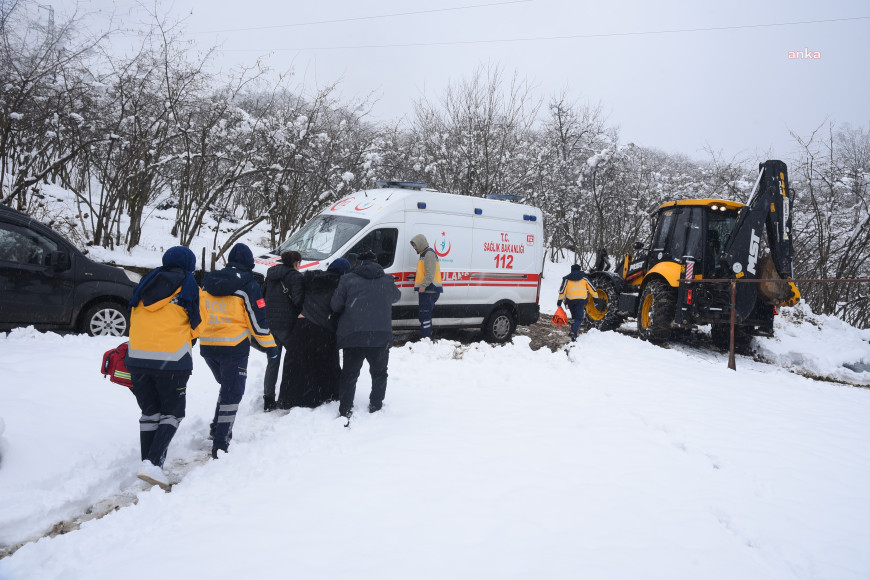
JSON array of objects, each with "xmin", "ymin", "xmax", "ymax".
[
  {"xmin": 637, "ymin": 279, "xmax": 676, "ymax": 342},
  {"xmin": 585, "ymin": 275, "xmax": 624, "ymax": 331}
]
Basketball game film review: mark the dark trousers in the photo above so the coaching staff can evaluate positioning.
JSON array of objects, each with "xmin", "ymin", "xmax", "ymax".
[
  {"xmin": 264, "ymin": 327, "xmax": 293, "ymax": 401},
  {"xmin": 131, "ymin": 369, "xmax": 190, "ymax": 468},
  {"xmin": 418, "ymin": 292, "xmax": 439, "ymax": 339},
  {"xmin": 280, "ymin": 319, "xmax": 340, "ymax": 409},
  {"xmin": 339, "ymin": 346, "xmax": 390, "ymax": 417},
  {"xmin": 204, "ymin": 355, "xmax": 248, "ymax": 452},
  {"xmin": 567, "ymin": 300, "xmax": 586, "ymax": 339}
]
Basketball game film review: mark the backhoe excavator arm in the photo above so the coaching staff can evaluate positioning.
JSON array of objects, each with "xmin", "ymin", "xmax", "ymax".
[{"xmin": 721, "ymin": 159, "xmax": 799, "ymax": 320}]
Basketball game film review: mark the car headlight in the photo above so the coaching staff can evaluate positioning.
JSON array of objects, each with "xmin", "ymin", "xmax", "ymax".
[{"xmin": 124, "ymin": 269, "xmax": 142, "ymax": 284}]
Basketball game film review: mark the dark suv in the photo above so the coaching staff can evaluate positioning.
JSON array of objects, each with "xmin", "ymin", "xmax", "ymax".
[{"xmin": 0, "ymin": 205, "xmax": 139, "ymax": 336}]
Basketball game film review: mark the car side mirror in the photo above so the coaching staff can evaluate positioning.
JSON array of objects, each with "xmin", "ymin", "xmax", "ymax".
[
  {"xmin": 48, "ymin": 250, "xmax": 70, "ymax": 271},
  {"xmin": 633, "ymin": 241, "xmax": 644, "ymax": 250}
]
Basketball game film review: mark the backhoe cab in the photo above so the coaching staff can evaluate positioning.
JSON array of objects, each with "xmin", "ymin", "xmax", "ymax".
[{"xmin": 586, "ymin": 159, "xmax": 800, "ymax": 347}]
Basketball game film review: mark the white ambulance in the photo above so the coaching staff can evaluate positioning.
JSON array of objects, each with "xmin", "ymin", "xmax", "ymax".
[{"xmin": 254, "ymin": 182, "xmax": 544, "ymax": 342}]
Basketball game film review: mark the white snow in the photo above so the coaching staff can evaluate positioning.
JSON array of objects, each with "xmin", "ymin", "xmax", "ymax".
[
  {"xmin": 2, "ymin": 311, "xmax": 870, "ymax": 578},
  {"xmin": 2, "ymin": 194, "xmax": 870, "ymax": 578}
]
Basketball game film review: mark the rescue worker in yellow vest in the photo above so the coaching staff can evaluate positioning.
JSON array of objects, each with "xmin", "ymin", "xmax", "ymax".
[
  {"xmin": 126, "ymin": 246, "xmax": 201, "ymax": 490},
  {"xmin": 199, "ymin": 243, "xmax": 277, "ymax": 458},
  {"xmin": 410, "ymin": 234, "xmax": 443, "ymax": 340},
  {"xmin": 557, "ymin": 264, "xmax": 600, "ymax": 341}
]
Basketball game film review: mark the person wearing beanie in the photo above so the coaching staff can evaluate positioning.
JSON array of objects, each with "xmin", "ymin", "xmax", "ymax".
[
  {"xmin": 280, "ymin": 257, "xmax": 352, "ymax": 409},
  {"xmin": 199, "ymin": 243, "xmax": 277, "ymax": 458},
  {"xmin": 330, "ymin": 248, "xmax": 401, "ymax": 423},
  {"xmin": 556, "ymin": 264, "xmax": 600, "ymax": 341},
  {"xmin": 262, "ymin": 250, "xmax": 304, "ymax": 412},
  {"xmin": 126, "ymin": 246, "xmax": 201, "ymax": 490},
  {"xmin": 410, "ymin": 234, "xmax": 443, "ymax": 340}
]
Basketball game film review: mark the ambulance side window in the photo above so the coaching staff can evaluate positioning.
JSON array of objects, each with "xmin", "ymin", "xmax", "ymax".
[{"xmin": 345, "ymin": 228, "xmax": 399, "ymax": 268}]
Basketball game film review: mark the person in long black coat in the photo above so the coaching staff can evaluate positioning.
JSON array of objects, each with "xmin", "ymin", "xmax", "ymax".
[
  {"xmin": 280, "ymin": 258, "xmax": 351, "ymax": 409},
  {"xmin": 263, "ymin": 251, "xmax": 304, "ymax": 411}
]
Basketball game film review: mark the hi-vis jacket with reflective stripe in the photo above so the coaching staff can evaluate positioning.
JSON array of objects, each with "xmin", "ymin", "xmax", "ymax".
[
  {"xmin": 411, "ymin": 234, "xmax": 443, "ymax": 293},
  {"xmin": 199, "ymin": 266, "xmax": 276, "ymax": 360},
  {"xmin": 557, "ymin": 276, "xmax": 599, "ymax": 304},
  {"xmin": 128, "ymin": 287, "xmax": 201, "ymax": 371}
]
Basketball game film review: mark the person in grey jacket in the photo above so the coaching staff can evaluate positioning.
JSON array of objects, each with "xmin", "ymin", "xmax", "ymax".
[
  {"xmin": 330, "ymin": 248, "xmax": 401, "ymax": 422},
  {"xmin": 410, "ymin": 233, "xmax": 443, "ymax": 339}
]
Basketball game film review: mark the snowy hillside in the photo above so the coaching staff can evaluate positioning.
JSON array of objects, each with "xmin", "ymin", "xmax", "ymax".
[{"xmin": 2, "ymin": 186, "xmax": 870, "ymax": 578}]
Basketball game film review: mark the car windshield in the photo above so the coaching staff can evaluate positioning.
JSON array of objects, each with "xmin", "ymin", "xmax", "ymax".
[{"xmin": 276, "ymin": 215, "xmax": 369, "ymax": 261}]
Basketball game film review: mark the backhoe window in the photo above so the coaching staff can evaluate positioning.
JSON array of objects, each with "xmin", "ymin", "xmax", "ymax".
[
  {"xmin": 276, "ymin": 215, "xmax": 369, "ymax": 261},
  {"xmin": 652, "ymin": 211, "xmax": 675, "ymax": 251},
  {"xmin": 705, "ymin": 209, "xmax": 739, "ymax": 276},
  {"xmin": 670, "ymin": 207, "xmax": 703, "ymax": 260}
]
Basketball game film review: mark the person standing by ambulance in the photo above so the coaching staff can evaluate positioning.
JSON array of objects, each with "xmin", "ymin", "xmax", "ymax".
[
  {"xmin": 199, "ymin": 243, "xmax": 277, "ymax": 458},
  {"xmin": 557, "ymin": 264, "xmax": 600, "ymax": 341},
  {"xmin": 410, "ymin": 234, "xmax": 443, "ymax": 340},
  {"xmin": 126, "ymin": 246, "xmax": 201, "ymax": 490}
]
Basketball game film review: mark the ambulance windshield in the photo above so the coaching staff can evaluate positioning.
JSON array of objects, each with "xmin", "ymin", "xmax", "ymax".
[{"xmin": 276, "ymin": 215, "xmax": 369, "ymax": 261}]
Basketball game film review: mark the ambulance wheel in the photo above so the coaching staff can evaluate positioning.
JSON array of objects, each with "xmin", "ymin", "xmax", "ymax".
[
  {"xmin": 82, "ymin": 301, "xmax": 129, "ymax": 337},
  {"xmin": 482, "ymin": 308, "xmax": 516, "ymax": 343},
  {"xmin": 636, "ymin": 279, "xmax": 675, "ymax": 343}
]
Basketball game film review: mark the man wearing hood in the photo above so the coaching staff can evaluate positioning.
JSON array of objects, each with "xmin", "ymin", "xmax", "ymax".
[
  {"xmin": 556, "ymin": 264, "xmax": 600, "ymax": 341},
  {"xmin": 410, "ymin": 234, "xmax": 443, "ymax": 339},
  {"xmin": 126, "ymin": 246, "xmax": 201, "ymax": 490},
  {"xmin": 330, "ymin": 248, "xmax": 401, "ymax": 423},
  {"xmin": 199, "ymin": 243, "xmax": 277, "ymax": 458}
]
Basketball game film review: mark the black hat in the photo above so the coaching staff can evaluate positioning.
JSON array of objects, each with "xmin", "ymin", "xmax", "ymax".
[
  {"xmin": 571, "ymin": 264, "xmax": 582, "ymax": 271},
  {"xmin": 357, "ymin": 247, "xmax": 377, "ymax": 261}
]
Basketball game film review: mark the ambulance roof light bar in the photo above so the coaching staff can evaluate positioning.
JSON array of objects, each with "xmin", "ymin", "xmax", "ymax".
[{"xmin": 376, "ymin": 180, "xmax": 427, "ymax": 190}]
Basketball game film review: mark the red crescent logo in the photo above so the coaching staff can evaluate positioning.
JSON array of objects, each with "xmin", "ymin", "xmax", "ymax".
[
  {"xmin": 330, "ymin": 197, "xmax": 355, "ymax": 211},
  {"xmin": 354, "ymin": 200, "xmax": 375, "ymax": 211},
  {"xmin": 433, "ymin": 241, "xmax": 451, "ymax": 257}
]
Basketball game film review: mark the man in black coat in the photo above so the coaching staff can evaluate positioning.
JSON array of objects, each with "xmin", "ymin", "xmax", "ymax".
[
  {"xmin": 263, "ymin": 250, "xmax": 304, "ymax": 411},
  {"xmin": 330, "ymin": 248, "xmax": 401, "ymax": 423}
]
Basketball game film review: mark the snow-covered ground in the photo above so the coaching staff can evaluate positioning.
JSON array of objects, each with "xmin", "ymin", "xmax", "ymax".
[
  {"xmin": 3, "ymin": 186, "xmax": 870, "ymax": 578},
  {"xmin": 2, "ymin": 307, "xmax": 870, "ymax": 578}
]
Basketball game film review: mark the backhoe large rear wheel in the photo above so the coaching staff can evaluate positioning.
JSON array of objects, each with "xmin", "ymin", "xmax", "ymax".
[
  {"xmin": 637, "ymin": 279, "xmax": 676, "ymax": 342},
  {"xmin": 585, "ymin": 275, "xmax": 624, "ymax": 331},
  {"xmin": 711, "ymin": 323, "xmax": 754, "ymax": 351}
]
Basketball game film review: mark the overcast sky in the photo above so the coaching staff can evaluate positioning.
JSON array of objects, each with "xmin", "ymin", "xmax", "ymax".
[{"xmin": 46, "ymin": 0, "xmax": 869, "ymax": 162}]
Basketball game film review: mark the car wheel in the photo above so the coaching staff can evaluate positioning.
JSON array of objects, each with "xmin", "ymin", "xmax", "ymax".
[
  {"xmin": 482, "ymin": 307, "xmax": 516, "ymax": 343},
  {"xmin": 82, "ymin": 302, "xmax": 129, "ymax": 337}
]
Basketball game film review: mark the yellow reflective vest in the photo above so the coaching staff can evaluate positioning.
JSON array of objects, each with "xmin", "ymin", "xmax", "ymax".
[
  {"xmin": 558, "ymin": 277, "xmax": 599, "ymax": 303},
  {"xmin": 128, "ymin": 288, "xmax": 200, "ymax": 371},
  {"xmin": 199, "ymin": 289, "xmax": 276, "ymax": 359}
]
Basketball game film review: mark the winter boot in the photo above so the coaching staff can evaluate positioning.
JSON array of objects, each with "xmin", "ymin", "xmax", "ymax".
[
  {"xmin": 264, "ymin": 396, "xmax": 277, "ymax": 412},
  {"xmin": 137, "ymin": 460, "xmax": 171, "ymax": 491}
]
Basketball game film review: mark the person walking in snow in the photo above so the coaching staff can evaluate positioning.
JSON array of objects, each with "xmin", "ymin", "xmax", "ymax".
[
  {"xmin": 330, "ymin": 248, "xmax": 401, "ymax": 423},
  {"xmin": 283, "ymin": 258, "xmax": 352, "ymax": 409},
  {"xmin": 410, "ymin": 234, "xmax": 442, "ymax": 339},
  {"xmin": 263, "ymin": 250, "xmax": 305, "ymax": 412},
  {"xmin": 199, "ymin": 243, "xmax": 277, "ymax": 458},
  {"xmin": 557, "ymin": 264, "xmax": 600, "ymax": 341},
  {"xmin": 126, "ymin": 246, "xmax": 201, "ymax": 490}
]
